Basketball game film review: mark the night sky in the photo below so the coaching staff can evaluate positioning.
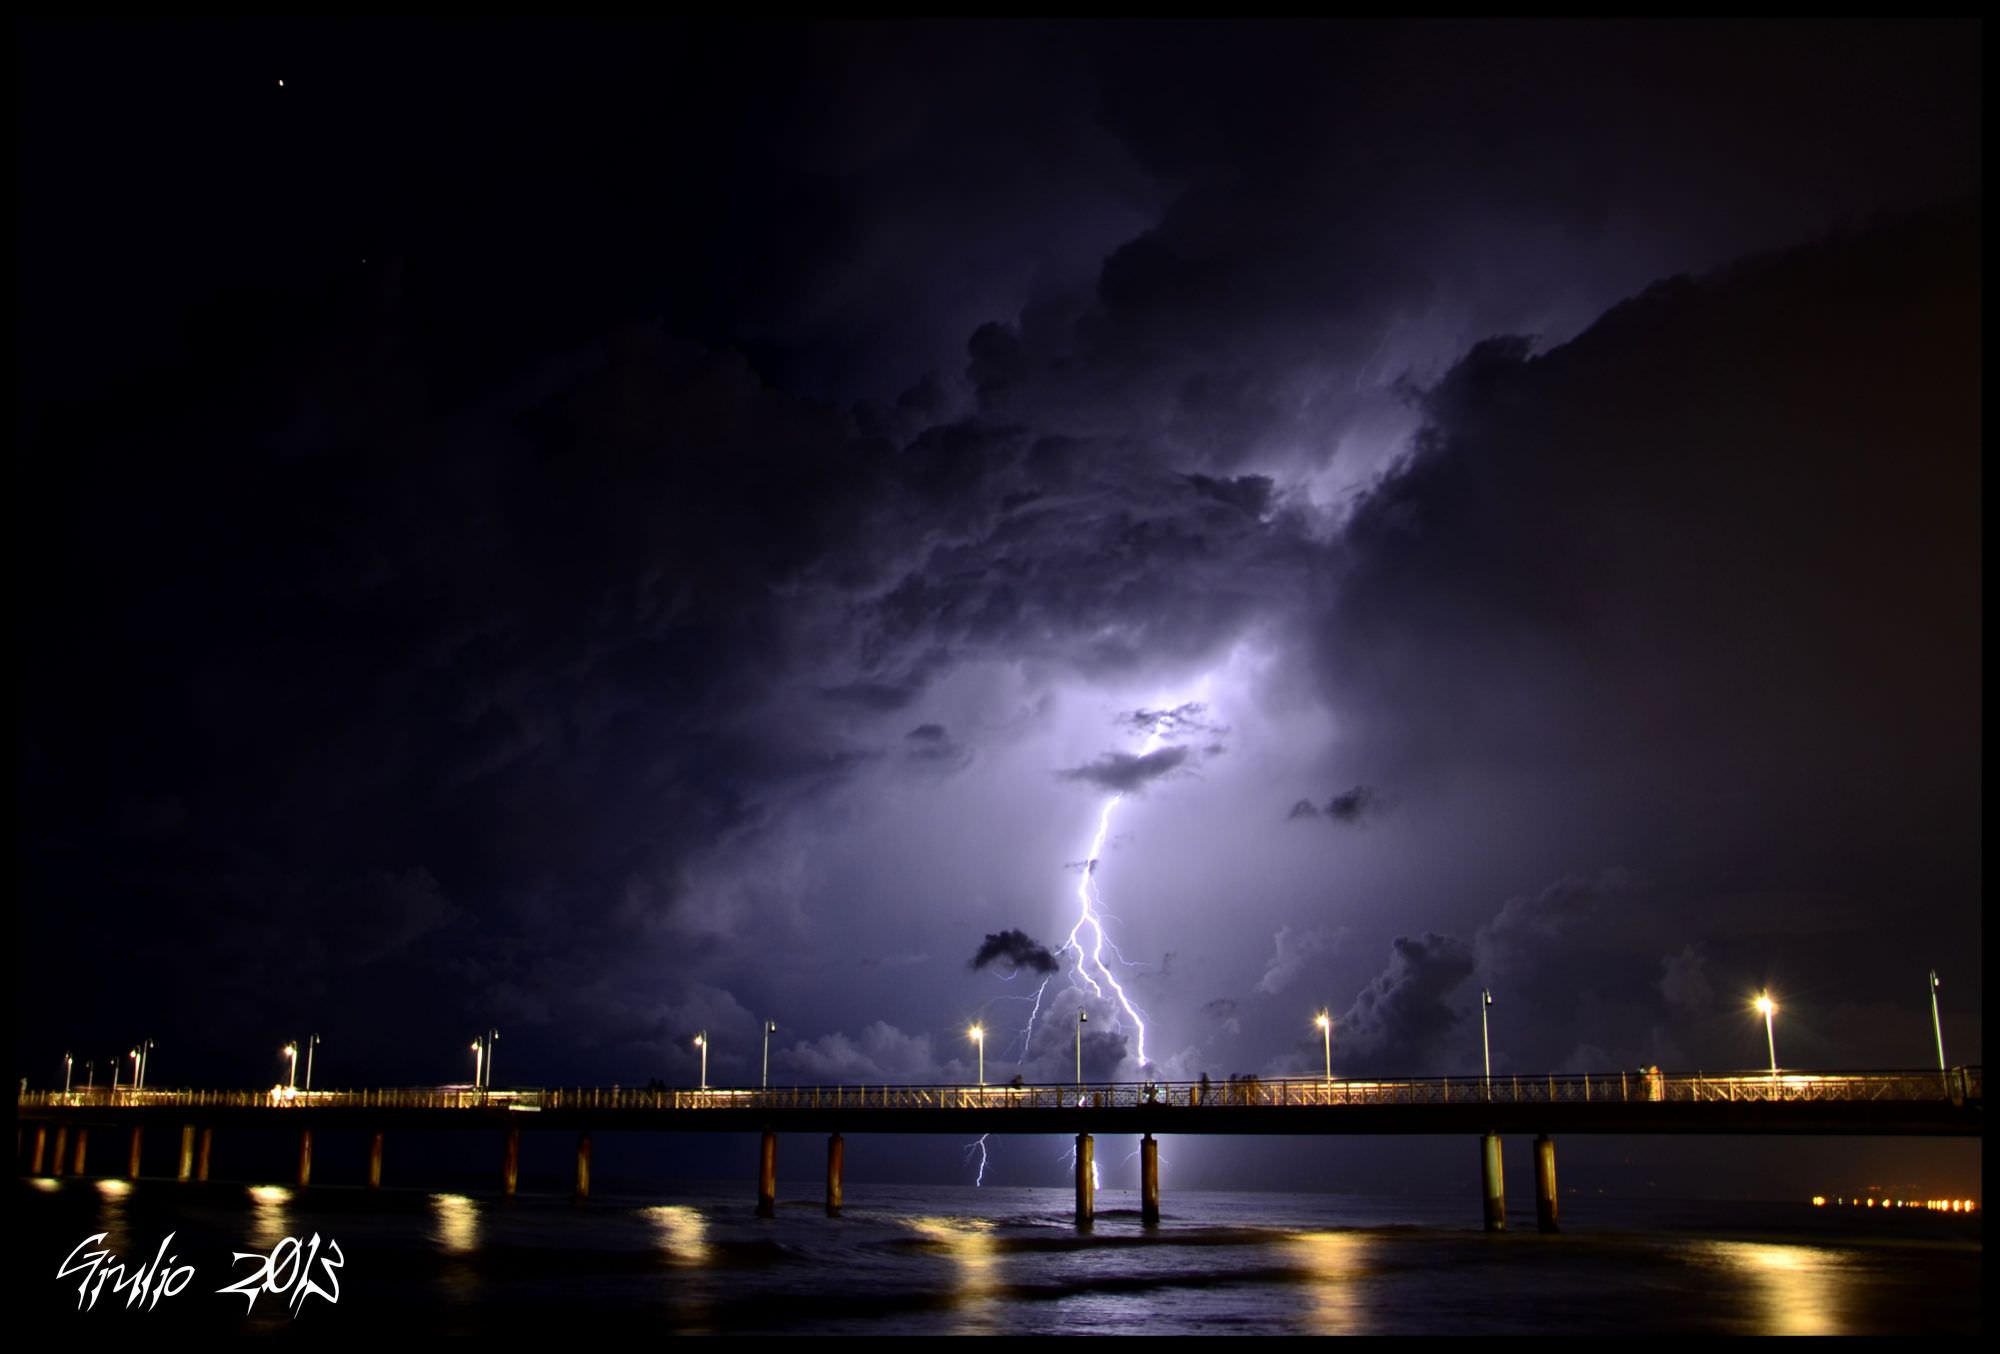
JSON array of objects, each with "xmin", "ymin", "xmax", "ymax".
[{"xmin": 15, "ymin": 20, "xmax": 1981, "ymax": 1195}]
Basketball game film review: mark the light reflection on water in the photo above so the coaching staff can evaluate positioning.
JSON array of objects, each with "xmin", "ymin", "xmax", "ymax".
[
  {"xmin": 640, "ymin": 1203, "xmax": 711, "ymax": 1266},
  {"xmin": 430, "ymin": 1193, "xmax": 479, "ymax": 1253},
  {"xmin": 246, "ymin": 1185, "xmax": 294, "ymax": 1251},
  {"xmin": 1695, "ymin": 1240, "xmax": 1847, "ymax": 1336},
  {"xmin": 908, "ymin": 1215, "xmax": 1002, "ymax": 1334},
  {"xmin": 1288, "ymin": 1230, "xmax": 1371, "ymax": 1335},
  {"xmin": 17, "ymin": 1181, "xmax": 1979, "ymax": 1335}
]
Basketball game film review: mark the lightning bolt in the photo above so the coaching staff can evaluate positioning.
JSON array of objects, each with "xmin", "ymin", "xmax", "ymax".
[
  {"xmin": 964, "ymin": 1135, "xmax": 990, "ymax": 1186},
  {"xmin": 1061, "ymin": 694, "xmax": 1209, "ymax": 1071}
]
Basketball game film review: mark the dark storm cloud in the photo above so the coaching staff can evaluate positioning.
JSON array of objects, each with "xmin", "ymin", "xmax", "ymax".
[
  {"xmin": 969, "ymin": 929, "xmax": 1061, "ymax": 975},
  {"xmin": 1320, "ymin": 206, "xmax": 1980, "ymax": 915},
  {"xmin": 15, "ymin": 18, "xmax": 1980, "ymax": 1102},
  {"xmin": 1058, "ymin": 745, "xmax": 1195, "ymax": 794},
  {"xmin": 904, "ymin": 722, "xmax": 973, "ymax": 772},
  {"xmin": 1337, "ymin": 933, "xmax": 1476, "ymax": 1074},
  {"xmin": 1121, "ymin": 701, "xmax": 1220, "ymax": 740},
  {"xmin": 1325, "ymin": 786, "xmax": 1377, "ymax": 824},
  {"xmin": 1286, "ymin": 786, "xmax": 1380, "ymax": 824}
]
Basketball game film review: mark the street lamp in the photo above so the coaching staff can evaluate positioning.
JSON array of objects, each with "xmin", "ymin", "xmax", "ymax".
[
  {"xmin": 129, "ymin": 1048, "xmax": 141, "ymax": 1089},
  {"xmin": 1314, "ymin": 1012, "xmax": 1332, "ymax": 1084},
  {"xmin": 306, "ymin": 1033, "xmax": 321, "ymax": 1092},
  {"xmin": 64, "ymin": 1051, "xmax": 72, "ymax": 1094},
  {"xmin": 1480, "ymin": 989, "xmax": 1494, "ymax": 1082},
  {"xmin": 694, "ymin": 1032, "xmax": 708, "ymax": 1091},
  {"xmin": 969, "ymin": 1025, "xmax": 985, "ymax": 1087},
  {"xmin": 283, "ymin": 1042, "xmax": 298, "ymax": 1090},
  {"xmin": 762, "ymin": 1020, "xmax": 778, "ymax": 1090},
  {"xmin": 138, "ymin": 1038, "xmax": 155, "ymax": 1089},
  {"xmin": 1755, "ymin": 993, "xmax": 1778, "ymax": 1076},
  {"xmin": 111, "ymin": 1056, "xmax": 121, "ymax": 1092},
  {"xmin": 1930, "ymin": 971, "xmax": 1946, "ymax": 1072},
  {"xmin": 470, "ymin": 1037, "xmax": 484, "ymax": 1088},
  {"xmin": 85, "ymin": 1060, "xmax": 95, "ymax": 1091},
  {"xmin": 1075, "ymin": 1011, "xmax": 1088, "ymax": 1088},
  {"xmin": 486, "ymin": 1029, "xmax": 499, "ymax": 1089}
]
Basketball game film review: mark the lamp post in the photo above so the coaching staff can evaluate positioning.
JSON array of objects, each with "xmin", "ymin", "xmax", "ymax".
[
  {"xmin": 485, "ymin": 1029, "xmax": 499, "ymax": 1090},
  {"xmin": 762, "ymin": 1020, "xmax": 777, "ymax": 1090},
  {"xmin": 306, "ymin": 1033, "xmax": 320, "ymax": 1092},
  {"xmin": 138, "ymin": 1038, "xmax": 155, "ymax": 1089},
  {"xmin": 63, "ymin": 1051, "xmax": 72, "ymax": 1094},
  {"xmin": 694, "ymin": 1032, "xmax": 708, "ymax": 1091},
  {"xmin": 129, "ymin": 1048, "xmax": 142, "ymax": 1089},
  {"xmin": 1480, "ymin": 989, "xmax": 1494, "ymax": 1083},
  {"xmin": 969, "ymin": 1025, "xmax": 985, "ymax": 1087},
  {"xmin": 1755, "ymin": 993, "xmax": 1778, "ymax": 1077},
  {"xmin": 1075, "ymin": 1011, "xmax": 1088, "ymax": 1088},
  {"xmin": 1314, "ymin": 1012, "xmax": 1332, "ymax": 1084},
  {"xmin": 471, "ymin": 1037, "xmax": 484, "ymax": 1088},
  {"xmin": 283, "ymin": 1042, "xmax": 298, "ymax": 1090},
  {"xmin": 1930, "ymin": 971, "xmax": 1946, "ymax": 1072},
  {"xmin": 85, "ymin": 1060, "xmax": 95, "ymax": 1091},
  {"xmin": 111, "ymin": 1057, "xmax": 121, "ymax": 1092}
]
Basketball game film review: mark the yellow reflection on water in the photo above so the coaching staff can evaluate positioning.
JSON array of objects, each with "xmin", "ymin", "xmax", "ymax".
[
  {"xmin": 908, "ymin": 1216, "xmax": 1002, "ymax": 1335},
  {"xmin": 29, "ymin": 1178, "xmax": 61, "ymax": 1193},
  {"xmin": 95, "ymin": 1179, "xmax": 132, "ymax": 1198},
  {"xmin": 1697, "ymin": 1241, "xmax": 1846, "ymax": 1335},
  {"xmin": 1289, "ymin": 1231, "xmax": 1371, "ymax": 1335},
  {"xmin": 246, "ymin": 1185, "xmax": 294, "ymax": 1251},
  {"xmin": 430, "ymin": 1193, "xmax": 480, "ymax": 1254},
  {"xmin": 642, "ymin": 1204, "xmax": 712, "ymax": 1267}
]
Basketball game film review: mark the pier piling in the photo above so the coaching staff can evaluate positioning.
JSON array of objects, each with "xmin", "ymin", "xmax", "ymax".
[
  {"xmin": 502, "ymin": 1127, "xmax": 520, "ymax": 1196},
  {"xmin": 1534, "ymin": 1134, "xmax": 1559, "ymax": 1234},
  {"xmin": 1480, "ymin": 1133, "xmax": 1506, "ymax": 1232},
  {"xmin": 1075, "ymin": 1132, "xmax": 1094, "ymax": 1228},
  {"xmin": 826, "ymin": 1133, "xmax": 844, "ymax": 1216},
  {"xmin": 757, "ymin": 1130, "xmax": 778, "ymax": 1217},
  {"xmin": 178, "ymin": 1125, "xmax": 195, "ymax": 1182},
  {"xmin": 369, "ymin": 1131, "xmax": 384, "ymax": 1190},
  {"xmin": 573, "ymin": 1132, "xmax": 590, "ymax": 1200},
  {"xmin": 1141, "ymin": 1133, "xmax": 1160, "ymax": 1226},
  {"xmin": 297, "ymin": 1130, "xmax": 313, "ymax": 1187}
]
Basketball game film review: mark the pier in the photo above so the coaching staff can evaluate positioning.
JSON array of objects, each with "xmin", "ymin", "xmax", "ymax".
[{"xmin": 18, "ymin": 1067, "xmax": 1981, "ymax": 1229}]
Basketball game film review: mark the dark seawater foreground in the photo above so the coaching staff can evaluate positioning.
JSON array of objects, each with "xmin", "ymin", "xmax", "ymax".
[{"xmin": 14, "ymin": 1175, "xmax": 1981, "ymax": 1336}]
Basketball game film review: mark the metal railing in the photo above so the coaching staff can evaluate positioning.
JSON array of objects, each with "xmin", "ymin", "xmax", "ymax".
[{"xmin": 18, "ymin": 1067, "xmax": 1978, "ymax": 1114}]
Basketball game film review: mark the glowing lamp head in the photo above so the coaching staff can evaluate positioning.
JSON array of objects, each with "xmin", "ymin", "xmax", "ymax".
[
  {"xmin": 1078, "ymin": 1011, "xmax": 1088, "ymax": 1025},
  {"xmin": 1314, "ymin": 1012, "xmax": 1329, "ymax": 1030},
  {"xmin": 693, "ymin": 1034, "xmax": 705, "ymax": 1048},
  {"xmin": 1755, "ymin": 994, "xmax": 1776, "ymax": 1016},
  {"xmin": 969, "ymin": 1025, "xmax": 984, "ymax": 1042}
]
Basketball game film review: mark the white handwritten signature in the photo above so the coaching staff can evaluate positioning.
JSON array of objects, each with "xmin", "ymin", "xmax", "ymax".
[{"xmin": 58, "ymin": 1233, "xmax": 343, "ymax": 1314}]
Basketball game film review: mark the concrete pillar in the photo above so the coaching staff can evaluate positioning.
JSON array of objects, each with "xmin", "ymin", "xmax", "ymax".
[
  {"xmin": 1534, "ymin": 1134, "xmax": 1559, "ymax": 1234},
  {"xmin": 197, "ymin": 1128, "xmax": 213, "ymax": 1181},
  {"xmin": 1075, "ymin": 1132, "xmax": 1094, "ymax": 1228},
  {"xmin": 178, "ymin": 1125, "xmax": 195, "ymax": 1182},
  {"xmin": 368, "ymin": 1132, "xmax": 384, "ymax": 1190},
  {"xmin": 1140, "ymin": 1134, "xmax": 1160, "ymax": 1226},
  {"xmin": 756, "ymin": 1130, "xmax": 777, "ymax": 1218},
  {"xmin": 826, "ymin": 1133, "xmax": 844, "ymax": 1216},
  {"xmin": 31, "ymin": 1126, "xmax": 47, "ymax": 1174},
  {"xmin": 1480, "ymin": 1133, "xmax": 1506, "ymax": 1232},
  {"xmin": 297, "ymin": 1130, "xmax": 313, "ymax": 1188},
  {"xmin": 50, "ymin": 1127, "xmax": 68, "ymax": 1176},
  {"xmin": 502, "ymin": 1127, "xmax": 521, "ymax": 1196},
  {"xmin": 72, "ymin": 1128, "xmax": 89, "ymax": 1176},
  {"xmin": 127, "ymin": 1125, "xmax": 144, "ymax": 1180},
  {"xmin": 574, "ymin": 1133, "xmax": 591, "ymax": 1201}
]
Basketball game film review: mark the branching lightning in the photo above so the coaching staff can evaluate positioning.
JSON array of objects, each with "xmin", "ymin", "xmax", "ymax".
[
  {"xmin": 1060, "ymin": 697, "xmax": 1208, "ymax": 1070},
  {"xmin": 964, "ymin": 1135, "xmax": 990, "ymax": 1186}
]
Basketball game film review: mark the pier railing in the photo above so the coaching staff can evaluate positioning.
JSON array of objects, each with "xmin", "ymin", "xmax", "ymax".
[{"xmin": 18, "ymin": 1067, "xmax": 1978, "ymax": 1113}]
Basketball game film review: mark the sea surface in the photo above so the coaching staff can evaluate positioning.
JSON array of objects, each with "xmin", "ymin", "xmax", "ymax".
[{"xmin": 15, "ymin": 1175, "xmax": 1981, "ymax": 1335}]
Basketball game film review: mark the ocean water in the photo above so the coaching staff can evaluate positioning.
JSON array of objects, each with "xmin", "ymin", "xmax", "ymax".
[{"xmin": 16, "ymin": 1175, "xmax": 1981, "ymax": 1335}]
